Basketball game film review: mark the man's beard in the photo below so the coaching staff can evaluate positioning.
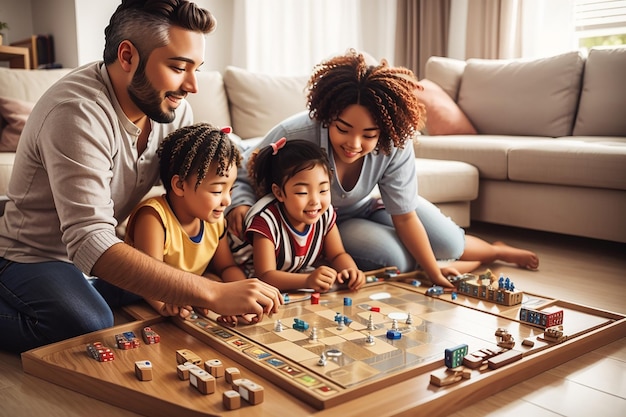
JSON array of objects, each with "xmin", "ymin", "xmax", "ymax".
[{"xmin": 127, "ymin": 64, "xmax": 179, "ymax": 124}]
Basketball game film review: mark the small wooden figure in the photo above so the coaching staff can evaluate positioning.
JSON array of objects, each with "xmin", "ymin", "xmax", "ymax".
[
  {"xmin": 205, "ymin": 359, "xmax": 224, "ymax": 378},
  {"xmin": 239, "ymin": 380, "xmax": 264, "ymax": 405},
  {"xmin": 189, "ymin": 367, "xmax": 216, "ymax": 394},
  {"xmin": 225, "ymin": 367, "xmax": 241, "ymax": 385},
  {"xmin": 222, "ymin": 390, "xmax": 241, "ymax": 410},
  {"xmin": 134, "ymin": 360, "xmax": 153, "ymax": 381},
  {"xmin": 176, "ymin": 349, "xmax": 202, "ymax": 365},
  {"xmin": 176, "ymin": 362, "xmax": 194, "ymax": 380}
]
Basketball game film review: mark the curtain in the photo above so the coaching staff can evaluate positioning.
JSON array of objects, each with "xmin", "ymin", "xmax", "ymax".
[
  {"xmin": 464, "ymin": 0, "xmax": 577, "ymax": 59},
  {"xmin": 231, "ymin": 0, "xmax": 396, "ymax": 76},
  {"xmin": 394, "ymin": 0, "xmax": 452, "ymax": 79}
]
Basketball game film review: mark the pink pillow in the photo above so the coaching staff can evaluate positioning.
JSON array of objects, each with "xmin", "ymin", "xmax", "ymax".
[
  {"xmin": 416, "ymin": 79, "xmax": 477, "ymax": 135},
  {"xmin": 0, "ymin": 96, "xmax": 35, "ymax": 152}
]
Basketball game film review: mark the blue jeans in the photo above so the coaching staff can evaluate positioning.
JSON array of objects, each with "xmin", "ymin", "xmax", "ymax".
[
  {"xmin": 0, "ymin": 258, "xmax": 141, "ymax": 353},
  {"xmin": 337, "ymin": 196, "xmax": 465, "ymax": 272}
]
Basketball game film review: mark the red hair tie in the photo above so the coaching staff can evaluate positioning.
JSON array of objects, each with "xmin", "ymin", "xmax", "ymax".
[
  {"xmin": 270, "ymin": 137, "xmax": 287, "ymax": 155},
  {"xmin": 220, "ymin": 126, "xmax": 232, "ymax": 134}
]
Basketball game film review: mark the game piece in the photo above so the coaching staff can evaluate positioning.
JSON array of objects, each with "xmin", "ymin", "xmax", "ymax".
[
  {"xmin": 519, "ymin": 307, "xmax": 564, "ymax": 329},
  {"xmin": 406, "ymin": 312, "xmax": 413, "ymax": 325},
  {"xmin": 430, "ymin": 366, "xmax": 471, "ymax": 387},
  {"xmin": 222, "ymin": 390, "xmax": 241, "ymax": 410},
  {"xmin": 189, "ymin": 366, "xmax": 216, "ymax": 394},
  {"xmin": 365, "ymin": 333, "xmax": 375, "ymax": 346},
  {"xmin": 487, "ymin": 349, "xmax": 523, "ymax": 369},
  {"xmin": 462, "ymin": 347, "xmax": 506, "ymax": 369},
  {"xmin": 426, "ymin": 286, "xmax": 444, "ymax": 296},
  {"xmin": 311, "ymin": 292, "xmax": 320, "ymax": 304},
  {"xmin": 134, "ymin": 360, "xmax": 152, "ymax": 381},
  {"xmin": 444, "ymin": 344, "xmax": 468, "ymax": 369},
  {"xmin": 451, "ymin": 292, "xmax": 457, "ymax": 300},
  {"xmin": 342, "ymin": 316, "xmax": 353, "ymax": 325},
  {"xmin": 391, "ymin": 319, "xmax": 398, "ymax": 331},
  {"xmin": 326, "ymin": 349, "xmax": 342, "ymax": 357},
  {"xmin": 337, "ymin": 318, "xmax": 345, "ymax": 330},
  {"xmin": 370, "ymin": 306, "xmax": 380, "ymax": 312},
  {"xmin": 455, "ymin": 270, "xmax": 523, "ymax": 306},
  {"xmin": 494, "ymin": 327, "xmax": 507, "ymax": 337},
  {"xmin": 141, "ymin": 327, "xmax": 160, "ymax": 344},
  {"xmin": 522, "ymin": 338, "xmax": 535, "ymax": 347},
  {"xmin": 310, "ymin": 327, "xmax": 318, "ymax": 341},
  {"xmin": 239, "ymin": 380, "xmax": 264, "ymax": 405},
  {"xmin": 205, "ymin": 359, "xmax": 224, "ymax": 378},
  {"xmin": 497, "ymin": 330, "xmax": 515, "ymax": 348},
  {"xmin": 317, "ymin": 352, "xmax": 327, "ymax": 366},
  {"xmin": 231, "ymin": 378, "xmax": 252, "ymax": 391},
  {"xmin": 344, "ymin": 297, "xmax": 352, "ymax": 306},
  {"xmin": 366, "ymin": 314, "xmax": 376, "ymax": 331},
  {"xmin": 274, "ymin": 319, "xmax": 284, "ymax": 332},
  {"xmin": 225, "ymin": 367, "xmax": 241, "ymax": 384},
  {"xmin": 115, "ymin": 333, "xmax": 137, "ymax": 350},
  {"xmin": 386, "ymin": 330, "xmax": 401, "ymax": 339},
  {"xmin": 283, "ymin": 293, "xmax": 290, "ymax": 303},
  {"xmin": 176, "ymin": 349, "xmax": 202, "ymax": 366},
  {"xmin": 86, "ymin": 342, "xmax": 114, "ymax": 362},
  {"xmin": 539, "ymin": 325, "xmax": 566, "ymax": 343},
  {"xmin": 176, "ymin": 362, "xmax": 194, "ymax": 380},
  {"xmin": 293, "ymin": 318, "xmax": 309, "ymax": 331}
]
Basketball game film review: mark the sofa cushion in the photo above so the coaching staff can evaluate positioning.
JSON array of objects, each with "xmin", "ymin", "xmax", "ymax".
[
  {"xmin": 458, "ymin": 51, "xmax": 585, "ymax": 137},
  {"xmin": 415, "ymin": 158, "xmax": 478, "ymax": 203},
  {"xmin": 0, "ymin": 96, "xmax": 34, "ymax": 152},
  {"xmin": 0, "ymin": 67, "xmax": 72, "ymax": 102},
  {"xmin": 223, "ymin": 66, "xmax": 308, "ymax": 140},
  {"xmin": 573, "ymin": 46, "xmax": 626, "ymax": 136},
  {"xmin": 507, "ymin": 138, "xmax": 626, "ymax": 191},
  {"xmin": 183, "ymin": 70, "xmax": 231, "ymax": 129},
  {"xmin": 416, "ymin": 79, "xmax": 476, "ymax": 135},
  {"xmin": 424, "ymin": 56, "xmax": 466, "ymax": 100}
]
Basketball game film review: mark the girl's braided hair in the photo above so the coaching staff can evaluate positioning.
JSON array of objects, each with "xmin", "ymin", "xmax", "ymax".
[
  {"xmin": 248, "ymin": 139, "xmax": 332, "ymax": 198},
  {"xmin": 306, "ymin": 49, "xmax": 426, "ymax": 155},
  {"xmin": 158, "ymin": 122, "xmax": 241, "ymax": 192}
]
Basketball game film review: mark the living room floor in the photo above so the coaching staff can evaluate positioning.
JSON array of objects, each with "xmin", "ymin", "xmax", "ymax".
[{"xmin": 0, "ymin": 222, "xmax": 624, "ymax": 416}]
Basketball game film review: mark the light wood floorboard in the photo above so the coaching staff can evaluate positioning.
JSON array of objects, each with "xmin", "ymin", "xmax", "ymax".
[{"xmin": 0, "ymin": 222, "xmax": 624, "ymax": 416}]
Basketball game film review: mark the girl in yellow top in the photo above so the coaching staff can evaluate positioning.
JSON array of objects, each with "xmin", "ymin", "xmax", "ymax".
[{"xmin": 125, "ymin": 123, "xmax": 250, "ymax": 320}]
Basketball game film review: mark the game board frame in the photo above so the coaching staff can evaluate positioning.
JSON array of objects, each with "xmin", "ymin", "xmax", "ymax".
[{"xmin": 21, "ymin": 281, "xmax": 626, "ymax": 417}]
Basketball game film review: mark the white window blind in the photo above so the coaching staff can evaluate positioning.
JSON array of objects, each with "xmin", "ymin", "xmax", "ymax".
[{"xmin": 575, "ymin": 0, "xmax": 626, "ymax": 37}]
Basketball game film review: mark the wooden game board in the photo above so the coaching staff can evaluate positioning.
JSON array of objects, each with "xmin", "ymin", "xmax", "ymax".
[{"xmin": 21, "ymin": 281, "xmax": 626, "ymax": 417}]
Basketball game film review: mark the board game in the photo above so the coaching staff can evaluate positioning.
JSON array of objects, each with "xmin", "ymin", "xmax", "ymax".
[{"xmin": 21, "ymin": 278, "xmax": 626, "ymax": 417}]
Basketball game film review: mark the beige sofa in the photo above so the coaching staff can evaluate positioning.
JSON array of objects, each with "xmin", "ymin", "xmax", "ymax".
[
  {"xmin": 414, "ymin": 47, "xmax": 626, "ymax": 243},
  {"xmin": 0, "ymin": 65, "xmax": 478, "ymax": 227}
]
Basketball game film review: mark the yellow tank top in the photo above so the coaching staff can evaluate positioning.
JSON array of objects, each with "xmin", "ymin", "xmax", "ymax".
[{"xmin": 125, "ymin": 195, "xmax": 225, "ymax": 275}]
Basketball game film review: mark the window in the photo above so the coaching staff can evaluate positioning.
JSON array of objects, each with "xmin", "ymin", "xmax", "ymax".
[{"xmin": 575, "ymin": 0, "xmax": 626, "ymax": 49}]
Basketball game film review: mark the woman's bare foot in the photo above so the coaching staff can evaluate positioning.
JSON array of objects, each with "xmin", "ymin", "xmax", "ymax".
[{"xmin": 493, "ymin": 241, "xmax": 539, "ymax": 269}]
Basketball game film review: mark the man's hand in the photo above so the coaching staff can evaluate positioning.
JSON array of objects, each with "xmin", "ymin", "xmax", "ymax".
[{"xmin": 208, "ymin": 278, "xmax": 283, "ymax": 323}]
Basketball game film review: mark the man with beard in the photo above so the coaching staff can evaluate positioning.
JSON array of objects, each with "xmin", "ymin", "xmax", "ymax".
[{"xmin": 0, "ymin": 0, "xmax": 282, "ymax": 354}]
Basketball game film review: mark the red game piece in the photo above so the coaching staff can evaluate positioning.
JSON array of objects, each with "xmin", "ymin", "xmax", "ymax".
[{"xmin": 311, "ymin": 293, "xmax": 320, "ymax": 305}]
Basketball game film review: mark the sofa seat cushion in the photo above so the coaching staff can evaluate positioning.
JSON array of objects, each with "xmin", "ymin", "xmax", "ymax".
[
  {"xmin": 508, "ymin": 138, "xmax": 626, "ymax": 190},
  {"xmin": 573, "ymin": 46, "xmax": 626, "ymax": 136},
  {"xmin": 415, "ymin": 158, "xmax": 478, "ymax": 203},
  {"xmin": 223, "ymin": 66, "xmax": 308, "ymax": 140},
  {"xmin": 0, "ymin": 152, "xmax": 15, "ymax": 195},
  {"xmin": 458, "ymin": 51, "xmax": 585, "ymax": 137},
  {"xmin": 415, "ymin": 136, "xmax": 546, "ymax": 180}
]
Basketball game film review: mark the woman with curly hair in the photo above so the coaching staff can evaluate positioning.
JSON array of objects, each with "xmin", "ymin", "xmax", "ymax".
[{"xmin": 228, "ymin": 50, "xmax": 538, "ymax": 288}]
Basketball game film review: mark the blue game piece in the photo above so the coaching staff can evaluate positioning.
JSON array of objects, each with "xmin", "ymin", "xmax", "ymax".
[
  {"xmin": 334, "ymin": 312, "xmax": 342, "ymax": 323},
  {"xmin": 342, "ymin": 316, "xmax": 353, "ymax": 325},
  {"xmin": 344, "ymin": 297, "xmax": 352, "ymax": 306},
  {"xmin": 451, "ymin": 292, "xmax": 457, "ymax": 300},
  {"xmin": 426, "ymin": 286, "xmax": 444, "ymax": 296},
  {"xmin": 283, "ymin": 293, "xmax": 290, "ymax": 302},
  {"xmin": 386, "ymin": 330, "xmax": 401, "ymax": 340},
  {"xmin": 444, "ymin": 344, "xmax": 468, "ymax": 368}
]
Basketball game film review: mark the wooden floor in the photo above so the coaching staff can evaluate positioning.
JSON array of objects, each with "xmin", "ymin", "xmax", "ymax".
[{"xmin": 0, "ymin": 222, "xmax": 624, "ymax": 417}]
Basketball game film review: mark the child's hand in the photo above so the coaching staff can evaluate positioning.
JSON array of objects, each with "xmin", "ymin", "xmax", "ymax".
[
  {"xmin": 336, "ymin": 268, "xmax": 366, "ymax": 291},
  {"xmin": 159, "ymin": 303, "xmax": 195, "ymax": 318},
  {"xmin": 431, "ymin": 267, "xmax": 457, "ymax": 288},
  {"xmin": 216, "ymin": 313, "xmax": 259, "ymax": 326},
  {"xmin": 306, "ymin": 266, "xmax": 338, "ymax": 292}
]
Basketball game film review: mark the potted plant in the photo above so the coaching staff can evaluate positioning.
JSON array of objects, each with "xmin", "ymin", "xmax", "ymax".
[{"xmin": 0, "ymin": 22, "xmax": 8, "ymax": 45}]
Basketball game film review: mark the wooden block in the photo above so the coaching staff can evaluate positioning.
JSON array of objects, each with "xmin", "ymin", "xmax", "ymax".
[
  {"xmin": 239, "ymin": 380, "xmax": 264, "ymax": 405},
  {"xmin": 429, "ymin": 369, "xmax": 463, "ymax": 387},
  {"xmin": 522, "ymin": 338, "xmax": 535, "ymax": 347},
  {"xmin": 176, "ymin": 349, "xmax": 201, "ymax": 365},
  {"xmin": 231, "ymin": 377, "xmax": 252, "ymax": 391},
  {"xmin": 225, "ymin": 367, "xmax": 241, "ymax": 384},
  {"xmin": 134, "ymin": 360, "xmax": 153, "ymax": 381},
  {"xmin": 222, "ymin": 390, "xmax": 241, "ymax": 410},
  {"xmin": 189, "ymin": 367, "xmax": 216, "ymax": 394},
  {"xmin": 488, "ymin": 349, "xmax": 523, "ymax": 369},
  {"xmin": 176, "ymin": 362, "xmax": 195, "ymax": 380},
  {"xmin": 204, "ymin": 359, "xmax": 224, "ymax": 378}
]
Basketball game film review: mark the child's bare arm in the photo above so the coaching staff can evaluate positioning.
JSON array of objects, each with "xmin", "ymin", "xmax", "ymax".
[{"xmin": 208, "ymin": 235, "xmax": 247, "ymax": 282}]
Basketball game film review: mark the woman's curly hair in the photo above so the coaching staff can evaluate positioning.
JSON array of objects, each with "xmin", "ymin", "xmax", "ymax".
[
  {"xmin": 158, "ymin": 122, "xmax": 241, "ymax": 192},
  {"xmin": 306, "ymin": 49, "xmax": 425, "ymax": 155}
]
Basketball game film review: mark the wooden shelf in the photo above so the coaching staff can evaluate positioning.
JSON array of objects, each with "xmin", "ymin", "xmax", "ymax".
[{"xmin": 0, "ymin": 45, "xmax": 30, "ymax": 69}]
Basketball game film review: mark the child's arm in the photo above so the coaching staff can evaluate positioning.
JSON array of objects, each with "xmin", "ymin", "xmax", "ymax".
[
  {"xmin": 131, "ymin": 206, "xmax": 193, "ymax": 317},
  {"xmin": 252, "ymin": 233, "xmax": 337, "ymax": 292},
  {"xmin": 392, "ymin": 211, "xmax": 456, "ymax": 288},
  {"xmin": 207, "ymin": 236, "xmax": 247, "ymax": 283},
  {"xmin": 323, "ymin": 226, "xmax": 365, "ymax": 291}
]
